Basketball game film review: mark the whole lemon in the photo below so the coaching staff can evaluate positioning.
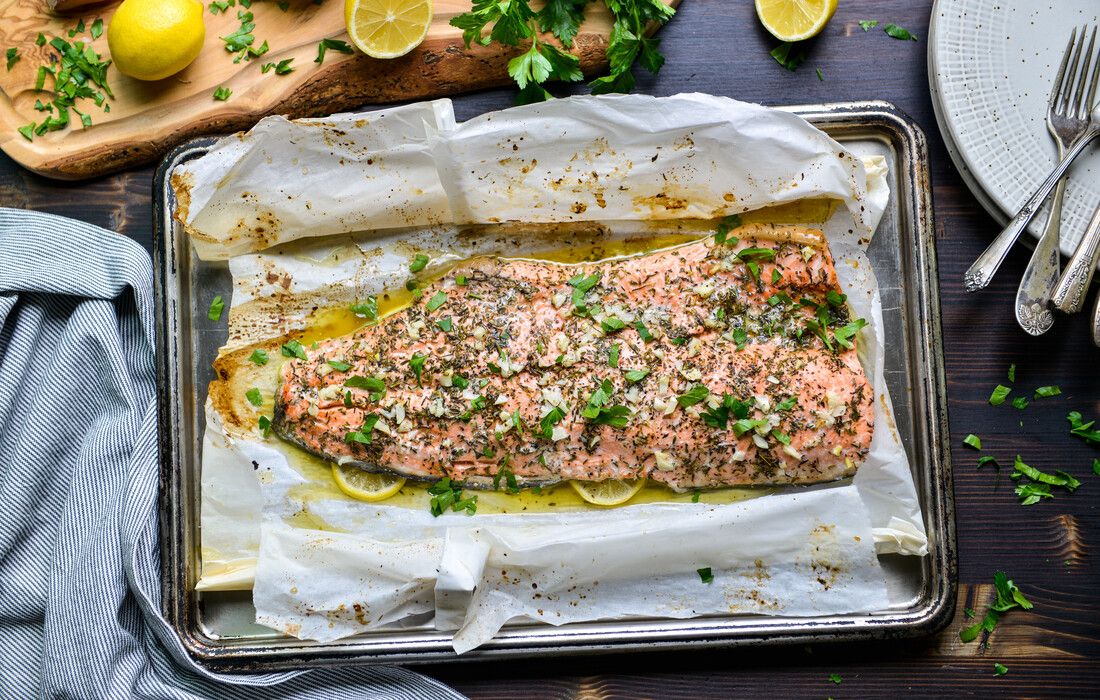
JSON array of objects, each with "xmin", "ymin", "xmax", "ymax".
[{"xmin": 107, "ymin": 0, "xmax": 206, "ymax": 81}]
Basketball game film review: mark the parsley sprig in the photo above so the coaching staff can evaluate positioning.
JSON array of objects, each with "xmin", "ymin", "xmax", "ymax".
[
  {"xmin": 451, "ymin": 0, "xmax": 675, "ymax": 103},
  {"xmin": 428, "ymin": 477, "xmax": 478, "ymax": 516},
  {"xmin": 959, "ymin": 571, "xmax": 1031, "ymax": 645}
]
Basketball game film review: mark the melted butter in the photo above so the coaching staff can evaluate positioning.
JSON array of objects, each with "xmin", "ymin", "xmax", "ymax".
[{"xmin": 233, "ymin": 209, "xmax": 834, "ymax": 514}]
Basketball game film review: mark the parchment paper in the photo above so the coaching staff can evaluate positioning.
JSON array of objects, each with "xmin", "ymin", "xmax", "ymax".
[{"xmin": 185, "ymin": 94, "xmax": 928, "ymax": 652}]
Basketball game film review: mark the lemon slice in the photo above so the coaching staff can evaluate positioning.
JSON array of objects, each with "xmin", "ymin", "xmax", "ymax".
[
  {"xmin": 344, "ymin": 0, "xmax": 433, "ymax": 59},
  {"xmin": 755, "ymin": 0, "xmax": 838, "ymax": 42},
  {"xmin": 332, "ymin": 463, "xmax": 406, "ymax": 501},
  {"xmin": 570, "ymin": 479, "xmax": 646, "ymax": 507}
]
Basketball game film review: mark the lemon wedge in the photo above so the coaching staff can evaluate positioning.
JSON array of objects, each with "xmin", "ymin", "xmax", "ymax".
[
  {"xmin": 755, "ymin": 0, "xmax": 838, "ymax": 42},
  {"xmin": 569, "ymin": 479, "xmax": 645, "ymax": 507},
  {"xmin": 344, "ymin": 0, "xmax": 433, "ymax": 59},
  {"xmin": 332, "ymin": 463, "xmax": 406, "ymax": 501}
]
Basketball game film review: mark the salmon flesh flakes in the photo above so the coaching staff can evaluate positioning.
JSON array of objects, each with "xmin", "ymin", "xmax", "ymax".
[{"xmin": 272, "ymin": 225, "xmax": 874, "ymax": 492}]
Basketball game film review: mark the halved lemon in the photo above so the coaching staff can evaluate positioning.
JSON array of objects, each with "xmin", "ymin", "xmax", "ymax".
[
  {"xmin": 344, "ymin": 0, "xmax": 433, "ymax": 59},
  {"xmin": 332, "ymin": 463, "xmax": 406, "ymax": 501},
  {"xmin": 755, "ymin": 0, "xmax": 838, "ymax": 42},
  {"xmin": 570, "ymin": 479, "xmax": 646, "ymax": 507}
]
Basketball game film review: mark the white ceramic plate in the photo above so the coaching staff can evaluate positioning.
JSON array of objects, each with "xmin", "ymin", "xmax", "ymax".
[{"xmin": 929, "ymin": 0, "xmax": 1100, "ymax": 255}]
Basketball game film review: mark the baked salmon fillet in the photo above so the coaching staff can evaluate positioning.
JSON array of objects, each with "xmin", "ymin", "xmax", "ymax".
[{"xmin": 273, "ymin": 224, "xmax": 874, "ymax": 491}]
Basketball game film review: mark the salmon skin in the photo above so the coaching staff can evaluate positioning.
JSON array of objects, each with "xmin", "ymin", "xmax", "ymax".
[{"xmin": 273, "ymin": 224, "xmax": 874, "ymax": 492}]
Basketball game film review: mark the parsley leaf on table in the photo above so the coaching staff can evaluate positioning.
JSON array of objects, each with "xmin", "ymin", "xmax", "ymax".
[
  {"xmin": 858, "ymin": 20, "xmax": 879, "ymax": 31},
  {"xmin": 963, "ymin": 433, "xmax": 982, "ymax": 450},
  {"xmin": 1068, "ymin": 411, "xmax": 1100, "ymax": 444},
  {"xmin": 989, "ymin": 384, "xmax": 1011, "ymax": 405},
  {"xmin": 884, "ymin": 23, "xmax": 918, "ymax": 41},
  {"xmin": 960, "ymin": 571, "xmax": 1030, "ymax": 645},
  {"xmin": 770, "ymin": 41, "xmax": 806, "ymax": 72}
]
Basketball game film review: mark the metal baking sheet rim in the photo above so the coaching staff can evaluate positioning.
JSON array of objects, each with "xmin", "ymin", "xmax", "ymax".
[{"xmin": 152, "ymin": 100, "xmax": 957, "ymax": 671}]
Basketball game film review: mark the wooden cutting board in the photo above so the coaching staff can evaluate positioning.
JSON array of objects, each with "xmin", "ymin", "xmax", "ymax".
[{"xmin": 0, "ymin": 0, "xmax": 679, "ymax": 180}]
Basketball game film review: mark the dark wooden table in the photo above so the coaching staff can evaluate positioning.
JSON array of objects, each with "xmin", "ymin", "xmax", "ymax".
[{"xmin": 3, "ymin": 0, "xmax": 1098, "ymax": 696}]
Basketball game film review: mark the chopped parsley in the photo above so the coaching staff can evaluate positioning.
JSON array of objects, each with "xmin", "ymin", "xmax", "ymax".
[
  {"xmin": 436, "ymin": 317, "xmax": 454, "ymax": 332},
  {"xmin": 350, "ymin": 296, "xmax": 378, "ymax": 321},
  {"xmin": 315, "ymin": 37, "xmax": 354, "ymax": 64},
  {"xmin": 426, "ymin": 290, "xmax": 447, "ymax": 312},
  {"xmin": 567, "ymin": 272, "xmax": 601, "ymax": 314},
  {"xmin": 696, "ymin": 567, "xmax": 713, "ymax": 583},
  {"xmin": 691, "ymin": 490, "xmax": 700, "ymax": 503},
  {"xmin": 257, "ymin": 415, "xmax": 272, "ymax": 437},
  {"xmin": 701, "ymin": 394, "xmax": 752, "ymax": 430},
  {"xmin": 601, "ymin": 316, "xmax": 627, "ymax": 333},
  {"xmin": 213, "ymin": 86, "xmax": 232, "ymax": 101},
  {"xmin": 964, "ymin": 607, "xmax": 976, "ymax": 618},
  {"xmin": 677, "ymin": 383, "xmax": 710, "ymax": 408},
  {"xmin": 828, "ymin": 674, "xmax": 842, "ymax": 685},
  {"xmin": 409, "ymin": 353, "xmax": 427, "ymax": 384},
  {"xmin": 608, "ymin": 343, "xmax": 620, "ymax": 368},
  {"xmin": 1012, "ymin": 396, "xmax": 1029, "ymax": 410},
  {"xmin": 963, "ymin": 434, "xmax": 982, "ymax": 450},
  {"xmin": 959, "ymin": 571, "xmax": 1031, "ymax": 644},
  {"xmin": 492, "ymin": 462, "xmax": 520, "ymax": 493},
  {"xmin": 1093, "ymin": 458, "xmax": 1100, "ymax": 477},
  {"xmin": 345, "ymin": 414, "xmax": 380, "ymax": 444},
  {"xmin": 409, "ymin": 253, "xmax": 430, "ymax": 273},
  {"xmin": 207, "ymin": 295, "xmax": 225, "ymax": 321},
  {"xmin": 884, "ymin": 23, "xmax": 918, "ymax": 41},
  {"xmin": 428, "ymin": 481, "xmax": 477, "ymax": 514},
  {"xmin": 989, "ymin": 384, "xmax": 1011, "ymax": 406},
  {"xmin": 281, "ymin": 340, "xmax": 307, "ymax": 360},
  {"xmin": 634, "ymin": 320, "xmax": 655, "ymax": 342},
  {"xmin": 1033, "ymin": 385, "xmax": 1061, "ymax": 398},
  {"xmin": 859, "ymin": 19, "xmax": 879, "ymax": 31},
  {"xmin": 1067, "ymin": 411, "xmax": 1100, "ymax": 444},
  {"xmin": 248, "ymin": 349, "xmax": 269, "ymax": 365},
  {"xmin": 538, "ymin": 405, "xmax": 567, "ymax": 440},
  {"xmin": 1008, "ymin": 363, "xmax": 1016, "ymax": 382},
  {"xmin": 816, "ymin": 67, "xmax": 824, "ymax": 81},
  {"xmin": 993, "ymin": 663, "xmax": 1008, "ymax": 676},
  {"xmin": 5, "ymin": 47, "xmax": 18, "ymax": 71},
  {"xmin": 220, "ymin": 9, "xmax": 269, "ymax": 63},
  {"xmin": 344, "ymin": 375, "xmax": 386, "ymax": 393},
  {"xmin": 731, "ymin": 327, "xmax": 748, "ymax": 351},
  {"xmin": 261, "ymin": 58, "xmax": 295, "ymax": 75},
  {"xmin": 713, "ymin": 214, "xmax": 742, "ymax": 245},
  {"xmin": 771, "ymin": 267, "xmax": 782, "ymax": 284},
  {"xmin": 737, "ymin": 247, "xmax": 776, "ymax": 262},
  {"xmin": 770, "ymin": 41, "xmax": 806, "ymax": 71},
  {"xmin": 1012, "ymin": 455, "xmax": 1079, "ymax": 505},
  {"xmin": 833, "ymin": 318, "xmax": 868, "ymax": 349},
  {"xmin": 581, "ymin": 379, "xmax": 631, "ymax": 428},
  {"xmin": 977, "ymin": 455, "xmax": 999, "ymax": 469},
  {"xmin": 245, "ymin": 388, "xmax": 263, "ymax": 407},
  {"xmin": 327, "ymin": 359, "xmax": 352, "ymax": 371},
  {"xmin": 624, "ymin": 368, "xmax": 650, "ymax": 383},
  {"xmin": 776, "ymin": 396, "xmax": 797, "ymax": 411}
]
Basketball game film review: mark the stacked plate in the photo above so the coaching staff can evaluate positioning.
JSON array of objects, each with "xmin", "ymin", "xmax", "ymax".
[{"xmin": 929, "ymin": 0, "xmax": 1099, "ymax": 257}]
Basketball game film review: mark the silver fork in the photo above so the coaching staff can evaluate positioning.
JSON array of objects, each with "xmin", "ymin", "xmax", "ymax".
[
  {"xmin": 1092, "ymin": 283, "xmax": 1100, "ymax": 347},
  {"xmin": 964, "ymin": 24, "xmax": 1100, "ymax": 294},
  {"xmin": 1051, "ymin": 199, "xmax": 1100, "ymax": 314},
  {"xmin": 1015, "ymin": 27, "xmax": 1097, "ymax": 335}
]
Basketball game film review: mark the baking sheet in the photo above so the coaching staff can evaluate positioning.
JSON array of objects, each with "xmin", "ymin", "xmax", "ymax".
[{"xmin": 153, "ymin": 101, "xmax": 955, "ymax": 669}]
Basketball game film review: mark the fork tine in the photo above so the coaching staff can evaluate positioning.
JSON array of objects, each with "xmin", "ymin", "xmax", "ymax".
[
  {"xmin": 1050, "ymin": 27, "xmax": 1077, "ymax": 111},
  {"xmin": 1086, "ymin": 25, "xmax": 1100, "ymax": 112},
  {"xmin": 1071, "ymin": 26, "xmax": 1098, "ymax": 118},
  {"xmin": 1059, "ymin": 26, "xmax": 1085, "ymax": 115}
]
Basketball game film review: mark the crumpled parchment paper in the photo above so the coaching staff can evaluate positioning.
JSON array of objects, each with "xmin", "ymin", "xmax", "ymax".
[{"xmin": 184, "ymin": 94, "xmax": 927, "ymax": 652}]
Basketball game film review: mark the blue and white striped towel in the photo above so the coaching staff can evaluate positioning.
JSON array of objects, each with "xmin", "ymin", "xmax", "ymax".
[{"xmin": 0, "ymin": 209, "xmax": 463, "ymax": 699}]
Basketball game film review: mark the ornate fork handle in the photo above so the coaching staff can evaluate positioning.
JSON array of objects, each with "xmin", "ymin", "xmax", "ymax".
[
  {"xmin": 1051, "ymin": 199, "xmax": 1100, "ymax": 314},
  {"xmin": 965, "ymin": 125, "xmax": 1100, "ymax": 292},
  {"xmin": 1091, "ymin": 289, "xmax": 1100, "ymax": 347}
]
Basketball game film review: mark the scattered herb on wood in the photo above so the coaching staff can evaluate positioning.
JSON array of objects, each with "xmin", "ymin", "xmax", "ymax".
[
  {"xmin": 883, "ymin": 23, "xmax": 918, "ymax": 41},
  {"xmin": 207, "ymin": 295, "xmax": 225, "ymax": 321},
  {"xmin": 963, "ymin": 433, "xmax": 982, "ymax": 450},
  {"xmin": 315, "ymin": 38, "xmax": 354, "ymax": 64},
  {"xmin": 959, "ymin": 571, "xmax": 1031, "ymax": 645},
  {"xmin": 213, "ymin": 86, "xmax": 232, "ymax": 101}
]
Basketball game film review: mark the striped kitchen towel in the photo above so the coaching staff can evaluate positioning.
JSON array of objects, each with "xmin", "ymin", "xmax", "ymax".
[{"xmin": 0, "ymin": 208, "xmax": 463, "ymax": 700}]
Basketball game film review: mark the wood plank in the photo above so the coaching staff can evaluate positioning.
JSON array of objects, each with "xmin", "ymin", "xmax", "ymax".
[{"xmin": 0, "ymin": 0, "xmax": 677, "ymax": 179}]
